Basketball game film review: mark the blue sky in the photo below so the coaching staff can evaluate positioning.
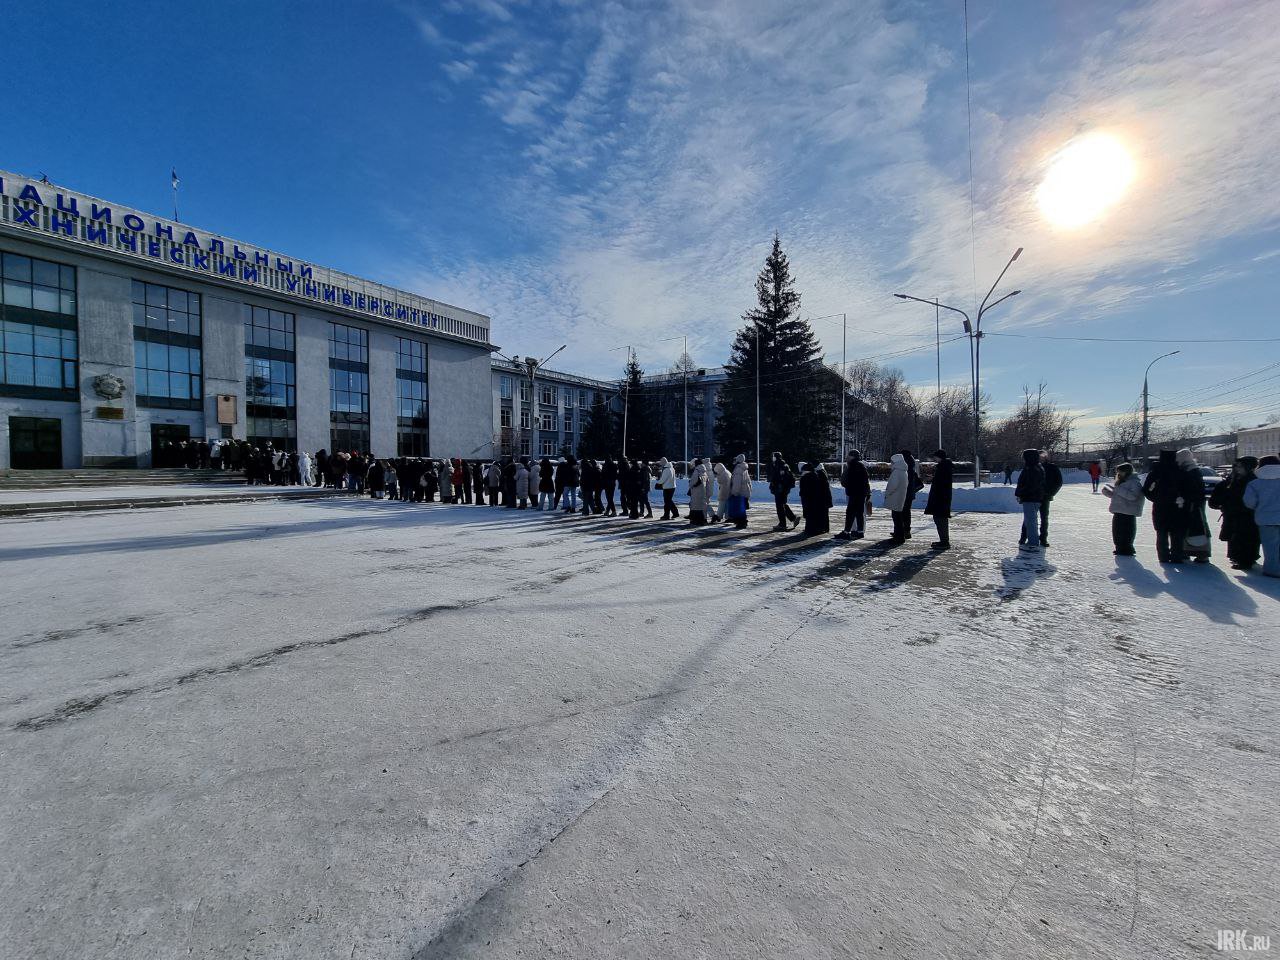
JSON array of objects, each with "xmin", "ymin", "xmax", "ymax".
[{"xmin": 5, "ymin": 0, "xmax": 1279, "ymax": 442}]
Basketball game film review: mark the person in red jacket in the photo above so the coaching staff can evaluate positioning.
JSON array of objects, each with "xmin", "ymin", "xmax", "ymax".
[{"xmin": 1088, "ymin": 460, "xmax": 1102, "ymax": 493}]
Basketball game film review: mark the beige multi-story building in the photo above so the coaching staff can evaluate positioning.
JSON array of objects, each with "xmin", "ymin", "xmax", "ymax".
[{"xmin": 1237, "ymin": 422, "xmax": 1280, "ymax": 460}]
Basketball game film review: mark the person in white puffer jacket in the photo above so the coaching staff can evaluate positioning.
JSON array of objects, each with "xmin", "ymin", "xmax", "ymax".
[
  {"xmin": 1102, "ymin": 461, "xmax": 1144, "ymax": 556},
  {"xmin": 883, "ymin": 453, "xmax": 910, "ymax": 543},
  {"xmin": 713, "ymin": 458, "xmax": 732, "ymax": 522},
  {"xmin": 658, "ymin": 457, "xmax": 679, "ymax": 520},
  {"xmin": 1244, "ymin": 455, "xmax": 1280, "ymax": 577}
]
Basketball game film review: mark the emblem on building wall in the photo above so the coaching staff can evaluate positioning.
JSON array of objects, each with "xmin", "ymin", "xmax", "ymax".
[{"xmin": 92, "ymin": 374, "xmax": 126, "ymax": 400}]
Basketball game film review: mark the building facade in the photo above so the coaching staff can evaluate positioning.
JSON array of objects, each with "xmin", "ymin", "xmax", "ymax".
[
  {"xmin": 642, "ymin": 366, "xmax": 726, "ymax": 461},
  {"xmin": 1237, "ymin": 422, "xmax": 1280, "ymax": 460},
  {"xmin": 490, "ymin": 358, "xmax": 619, "ymax": 459},
  {"xmin": 0, "ymin": 170, "xmax": 494, "ymax": 469}
]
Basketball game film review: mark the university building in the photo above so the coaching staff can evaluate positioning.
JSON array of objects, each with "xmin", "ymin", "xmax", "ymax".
[
  {"xmin": 0, "ymin": 170, "xmax": 494, "ymax": 469},
  {"xmin": 490, "ymin": 357, "xmax": 619, "ymax": 459}
]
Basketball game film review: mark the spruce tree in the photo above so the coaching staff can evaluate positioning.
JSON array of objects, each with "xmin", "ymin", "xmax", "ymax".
[
  {"xmin": 717, "ymin": 235, "xmax": 839, "ymax": 465},
  {"xmin": 577, "ymin": 393, "xmax": 618, "ymax": 458},
  {"xmin": 614, "ymin": 353, "xmax": 663, "ymax": 460}
]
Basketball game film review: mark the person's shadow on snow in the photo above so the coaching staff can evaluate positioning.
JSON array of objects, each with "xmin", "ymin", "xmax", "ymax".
[
  {"xmin": 996, "ymin": 553, "xmax": 1057, "ymax": 601},
  {"xmin": 1109, "ymin": 557, "xmax": 1257, "ymax": 625}
]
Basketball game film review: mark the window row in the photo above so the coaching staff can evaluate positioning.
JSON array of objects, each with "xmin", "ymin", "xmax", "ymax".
[
  {"xmin": 329, "ymin": 322, "xmax": 368, "ymax": 364},
  {"xmin": 397, "ymin": 337, "xmax": 426, "ymax": 374},
  {"xmin": 2, "ymin": 252, "xmax": 76, "ymax": 316},
  {"xmin": 134, "ymin": 341, "xmax": 202, "ymax": 375},
  {"xmin": 330, "ymin": 368, "xmax": 369, "ymax": 414},
  {"xmin": 1, "ymin": 353, "xmax": 76, "ymax": 390}
]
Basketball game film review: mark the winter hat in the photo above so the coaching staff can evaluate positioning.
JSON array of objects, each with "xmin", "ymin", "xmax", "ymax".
[
  {"xmin": 1259, "ymin": 455, "xmax": 1280, "ymax": 467},
  {"xmin": 734, "ymin": 453, "xmax": 746, "ymax": 464},
  {"xmin": 933, "ymin": 449, "xmax": 947, "ymax": 459},
  {"xmin": 1175, "ymin": 448, "xmax": 1195, "ymax": 467},
  {"xmin": 849, "ymin": 449, "xmax": 862, "ymax": 461}
]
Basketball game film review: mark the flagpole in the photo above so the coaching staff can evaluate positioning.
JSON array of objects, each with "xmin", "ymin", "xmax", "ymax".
[{"xmin": 171, "ymin": 169, "xmax": 180, "ymax": 221}]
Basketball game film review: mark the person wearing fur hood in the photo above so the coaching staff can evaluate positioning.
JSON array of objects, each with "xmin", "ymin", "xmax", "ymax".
[
  {"xmin": 727, "ymin": 454, "xmax": 752, "ymax": 529},
  {"xmin": 883, "ymin": 453, "xmax": 912, "ymax": 543}
]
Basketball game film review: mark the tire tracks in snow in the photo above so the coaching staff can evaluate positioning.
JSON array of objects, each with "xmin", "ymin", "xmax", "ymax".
[{"xmin": 8, "ymin": 543, "xmax": 621, "ymax": 734}]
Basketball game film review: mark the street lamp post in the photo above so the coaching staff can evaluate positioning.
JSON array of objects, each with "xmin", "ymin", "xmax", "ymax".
[
  {"xmin": 1142, "ymin": 350, "xmax": 1180, "ymax": 454},
  {"xmin": 659, "ymin": 334, "xmax": 689, "ymax": 468},
  {"xmin": 894, "ymin": 246, "xmax": 1023, "ymax": 487}
]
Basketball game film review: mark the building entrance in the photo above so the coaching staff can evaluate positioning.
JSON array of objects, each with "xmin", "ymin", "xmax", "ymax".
[
  {"xmin": 8, "ymin": 417, "xmax": 63, "ymax": 469},
  {"xmin": 150, "ymin": 423, "xmax": 191, "ymax": 467}
]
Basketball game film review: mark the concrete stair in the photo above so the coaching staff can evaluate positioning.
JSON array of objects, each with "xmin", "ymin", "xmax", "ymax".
[{"xmin": 0, "ymin": 468, "xmax": 244, "ymax": 490}]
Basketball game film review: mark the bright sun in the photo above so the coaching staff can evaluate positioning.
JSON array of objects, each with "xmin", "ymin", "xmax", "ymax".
[{"xmin": 1036, "ymin": 132, "xmax": 1136, "ymax": 229}]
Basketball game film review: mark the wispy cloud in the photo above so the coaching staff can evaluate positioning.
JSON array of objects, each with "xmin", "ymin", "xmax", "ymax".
[{"xmin": 393, "ymin": 0, "xmax": 1280, "ymax": 385}]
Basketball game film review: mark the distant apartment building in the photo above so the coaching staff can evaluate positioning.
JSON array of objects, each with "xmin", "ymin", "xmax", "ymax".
[
  {"xmin": 642, "ymin": 366, "xmax": 727, "ymax": 461},
  {"xmin": 490, "ymin": 357, "xmax": 619, "ymax": 459},
  {"xmin": 1237, "ymin": 421, "xmax": 1280, "ymax": 459}
]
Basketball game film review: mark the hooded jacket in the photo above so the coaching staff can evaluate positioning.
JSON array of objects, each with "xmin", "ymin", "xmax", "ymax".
[
  {"xmin": 1244, "ymin": 463, "xmax": 1280, "ymax": 526},
  {"xmin": 883, "ymin": 454, "xmax": 911, "ymax": 512},
  {"xmin": 840, "ymin": 457, "xmax": 871, "ymax": 503},
  {"xmin": 729, "ymin": 454, "xmax": 751, "ymax": 497},
  {"xmin": 515, "ymin": 463, "xmax": 530, "ymax": 498},
  {"xmin": 714, "ymin": 462, "xmax": 732, "ymax": 502},
  {"xmin": 658, "ymin": 458, "xmax": 676, "ymax": 489},
  {"xmin": 924, "ymin": 455, "xmax": 954, "ymax": 518},
  {"xmin": 1014, "ymin": 449, "xmax": 1046, "ymax": 504},
  {"xmin": 799, "ymin": 463, "xmax": 832, "ymax": 516},
  {"xmin": 1142, "ymin": 450, "xmax": 1198, "ymax": 510},
  {"xmin": 1104, "ymin": 472, "xmax": 1145, "ymax": 517},
  {"xmin": 689, "ymin": 461, "xmax": 710, "ymax": 511}
]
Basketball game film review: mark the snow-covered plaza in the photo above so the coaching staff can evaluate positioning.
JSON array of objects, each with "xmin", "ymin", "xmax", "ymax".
[{"xmin": 2, "ymin": 486, "xmax": 1276, "ymax": 959}]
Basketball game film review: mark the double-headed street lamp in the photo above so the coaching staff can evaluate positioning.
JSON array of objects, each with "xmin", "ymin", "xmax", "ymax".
[
  {"xmin": 895, "ymin": 247, "xmax": 1023, "ymax": 487},
  {"xmin": 497, "ymin": 344, "xmax": 566, "ymax": 459}
]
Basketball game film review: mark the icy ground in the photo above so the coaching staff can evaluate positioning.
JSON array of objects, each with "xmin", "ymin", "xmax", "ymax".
[{"xmin": 1, "ymin": 487, "xmax": 1276, "ymax": 959}]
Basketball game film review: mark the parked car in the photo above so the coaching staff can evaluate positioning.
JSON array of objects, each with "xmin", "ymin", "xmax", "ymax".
[{"xmin": 1198, "ymin": 465, "xmax": 1221, "ymax": 496}]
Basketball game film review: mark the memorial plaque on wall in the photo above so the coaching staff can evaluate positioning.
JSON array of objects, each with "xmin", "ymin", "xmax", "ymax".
[
  {"xmin": 95, "ymin": 406, "xmax": 125, "ymax": 420},
  {"xmin": 216, "ymin": 394, "xmax": 238, "ymax": 425}
]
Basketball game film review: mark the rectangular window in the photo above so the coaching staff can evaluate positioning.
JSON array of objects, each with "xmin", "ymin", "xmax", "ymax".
[
  {"xmin": 519, "ymin": 380, "xmax": 531, "ymax": 402},
  {"xmin": 396, "ymin": 336, "xmax": 428, "ymax": 456},
  {"xmin": 1, "ymin": 251, "xmax": 77, "ymax": 400},
  {"xmin": 500, "ymin": 375, "xmax": 512, "ymax": 399},
  {"xmin": 540, "ymin": 384, "xmax": 554, "ymax": 405},
  {"xmin": 540, "ymin": 438, "xmax": 556, "ymax": 457},
  {"xmin": 329, "ymin": 322, "xmax": 369, "ymax": 453},
  {"xmin": 579, "ymin": 390, "xmax": 588, "ymax": 408},
  {"xmin": 500, "ymin": 406, "xmax": 512, "ymax": 428},
  {"xmin": 132, "ymin": 279, "xmax": 201, "ymax": 409},
  {"xmin": 244, "ymin": 305, "xmax": 297, "ymax": 450},
  {"xmin": 519, "ymin": 408, "xmax": 530, "ymax": 430}
]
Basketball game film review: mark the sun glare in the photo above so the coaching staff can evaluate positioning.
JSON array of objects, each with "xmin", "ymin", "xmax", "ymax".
[{"xmin": 1036, "ymin": 132, "xmax": 1136, "ymax": 229}]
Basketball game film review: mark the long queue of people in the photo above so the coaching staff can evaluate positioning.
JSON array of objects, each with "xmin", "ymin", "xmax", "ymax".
[{"xmin": 202, "ymin": 435, "xmax": 1280, "ymax": 577}]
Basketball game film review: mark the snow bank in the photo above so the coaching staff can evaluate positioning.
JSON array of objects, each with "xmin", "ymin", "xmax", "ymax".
[{"xmin": 1008, "ymin": 467, "xmax": 1095, "ymax": 485}]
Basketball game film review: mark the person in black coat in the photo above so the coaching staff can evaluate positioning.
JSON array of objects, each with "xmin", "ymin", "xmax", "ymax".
[
  {"xmin": 924, "ymin": 449, "xmax": 954, "ymax": 550},
  {"xmin": 767, "ymin": 452, "xmax": 799, "ymax": 531},
  {"xmin": 579, "ymin": 458, "xmax": 597, "ymax": 515},
  {"xmin": 502, "ymin": 457, "xmax": 517, "ymax": 507},
  {"xmin": 630, "ymin": 459, "xmax": 651, "ymax": 518},
  {"xmin": 798, "ymin": 462, "xmax": 833, "ymax": 537},
  {"xmin": 601, "ymin": 458, "xmax": 618, "ymax": 515},
  {"xmin": 1142, "ymin": 449, "xmax": 1201, "ymax": 563},
  {"xmin": 1015, "ymin": 447, "xmax": 1046, "ymax": 550},
  {"xmin": 1209, "ymin": 457, "xmax": 1260, "ymax": 569},
  {"xmin": 836, "ymin": 450, "xmax": 871, "ymax": 540},
  {"xmin": 618, "ymin": 459, "xmax": 633, "ymax": 517},
  {"xmin": 900, "ymin": 449, "xmax": 923, "ymax": 540}
]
